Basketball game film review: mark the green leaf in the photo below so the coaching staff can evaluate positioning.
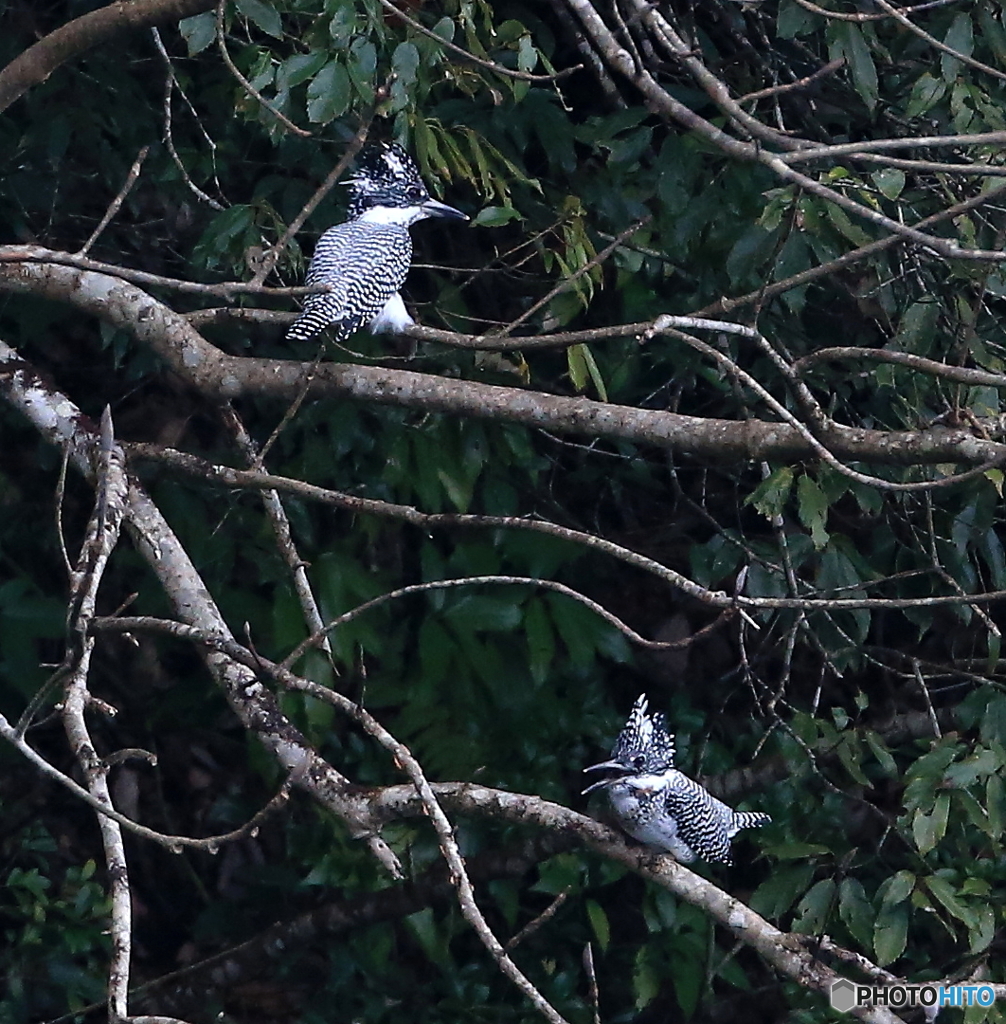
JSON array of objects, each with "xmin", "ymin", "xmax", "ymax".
[
  {"xmin": 405, "ymin": 908, "xmax": 447, "ymax": 967},
  {"xmin": 941, "ymin": 12, "xmax": 974, "ymax": 83},
  {"xmin": 633, "ymin": 947, "xmax": 660, "ymax": 1009},
  {"xmin": 797, "ymin": 473, "xmax": 830, "ymax": 549},
  {"xmin": 925, "ymin": 874, "xmax": 977, "ymax": 928},
  {"xmin": 879, "ymin": 870, "xmax": 915, "ymax": 907},
  {"xmin": 567, "ymin": 343, "xmax": 589, "ymax": 392},
  {"xmin": 839, "ymin": 24, "xmax": 878, "ymax": 111},
  {"xmin": 578, "ymin": 344, "xmax": 608, "ymax": 402},
  {"xmin": 533, "ymin": 853, "xmax": 584, "ymax": 895},
  {"xmin": 444, "ymin": 595, "xmax": 523, "ymax": 634},
  {"xmin": 864, "ymin": 730, "xmax": 898, "ymax": 776},
  {"xmin": 871, "ymin": 168, "xmax": 905, "ymax": 201},
  {"xmin": 524, "ymin": 599, "xmax": 555, "ymax": 686},
  {"xmin": 778, "ymin": 0, "xmax": 816, "ymax": 39},
  {"xmin": 873, "ymin": 903, "xmax": 908, "ymax": 966},
  {"xmin": 839, "ymin": 878, "xmax": 874, "ymax": 949},
  {"xmin": 517, "ymin": 34, "xmax": 537, "ymax": 74},
  {"xmin": 792, "ymin": 878, "xmax": 836, "ymax": 934},
  {"xmin": 392, "ymin": 41, "xmax": 421, "ymax": 88},
  {"xmin": 905, "ymin": 73, "xmax": 946, "ymax": 118},
  {"xmin": 472, "ymin": 206, "xmax": 522, "ymax": 227},
  {"xmin": 347, "ymin": 38, "xmax": 376, "ymax": 100},
  {"xmin": 826, "ymin": 203, "xmax": 873, "ymax": 247},
  {"xmin": 306, "ymin": 61, "xmax": 350, "ymax": 123},
  {"xmin": 585, "ymin": 899, "xmax": 610, "ymax": 952},
  {"xmin": 987, "ymin": 773, "xmax": 1006, "ymax": 837},
  {"xmin": 750, "ymin": 864, "xmax": 816, "ymax": 919},
  {"xmin": 178, "ymin": 12, "xmax": 216, "ymax": 56},
  {"xmin": 912, "ymin": 792, "xmax": 950, "ymax": 855},
  {"xmin": 837, "ymin": 734, "xmax": 871, "ymax": 786},
  {"xmin": 277, "ymin": 51, "xmax": 327, "ymax": 90},
  {"xmin": 236, "ymin": 0, "xmax": 283, "ymax": 38},
  {"xmin": 746, "ymin": 466, "xmax": 794, "ymax": 521}
]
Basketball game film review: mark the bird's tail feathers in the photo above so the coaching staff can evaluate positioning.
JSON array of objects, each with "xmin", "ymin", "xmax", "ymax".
[{"xmin": 735, "ymin": 811, "xmax": 771, "ymax": 830}]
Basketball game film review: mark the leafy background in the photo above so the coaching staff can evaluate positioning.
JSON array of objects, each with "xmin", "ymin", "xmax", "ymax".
[{"xmin": 3, "ymin": 0, "xmax": 1006, "ymax": 1020}]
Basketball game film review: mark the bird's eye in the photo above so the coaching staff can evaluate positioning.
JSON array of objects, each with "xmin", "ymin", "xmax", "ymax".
[
  {"xmin": 632, "ymin": 755, "xmax": 645, "ymax": 770},
  {"xmin": 407, "ymin": 185, "xmax": 425, "ymax": 202}
]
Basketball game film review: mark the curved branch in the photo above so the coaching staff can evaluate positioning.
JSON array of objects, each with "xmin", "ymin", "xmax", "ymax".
[
  {"xmin": 215, "ymin": 0, "xmax": 310, "ymax": 137},
  {"xmin": 0, "ymin": 0, "xmax": 217, "ymax": 113},
  {"xmin": 567, "ymin": 0, "xmax": 1006, "ymax": 262},
  {"xmin": 2, "ymin": 257, "xmax": 1004, "ymax": 474},
  {"xmin": 795, "ymin": 347, "xmax": 1006, "ymax": 386},
  {"xmin": 375, "ymin": 0, "xmax": 578, "ymax": 83},
  {"xmin": 873, "ymin": 0, "xmax": 1006, "ymax": 84},
  {"xmin": 370, "ymin": 782, "xmax": 902, "ymax": 1024}
]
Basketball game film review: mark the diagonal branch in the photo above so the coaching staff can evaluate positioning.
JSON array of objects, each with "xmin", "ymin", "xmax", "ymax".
[
  {"xmin": 4, "ymin": 256, "xmax": 1006, "ymax": 474},
  {"xmin": 0, "ymin": 0, "xmax": 217, "ymax": 113}
]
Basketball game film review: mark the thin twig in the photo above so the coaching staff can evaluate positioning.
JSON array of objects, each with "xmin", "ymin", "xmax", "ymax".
[
  {"xmin": 123, "ymin": 443, "xmax": 1006, "ymax": 612},
  {"xmin": 0, "ymin": 709, "xmax": 295, "ymax": 851},
  {"xmin": 583, "ymin": 943, "xmax": 601, "ymax": 1024},
  {"xmin": 215, "ymin": 0, "xmax": 311, "ymax": 137},
  {"xmin": 375, "ymin": 0, "xmax": 579, "ymax": 83},
  {"xmin": 151, "ymin": 28, "xmax": 225, "ymax": 211},
  {"xmin": 911, "ymin": 660, "xmax": 942, "ymax": 739},
  {"xmin": 248, "ymin": 116, "xmax": 375, "ymax": 285},
  {"xmin": 504, "ymin": 889, "xmax": 571, "ymax": 951},
  {"xmin": 221, "ymin": 405, "xmax": 338, "ymax": 675},
  {"xmin": 78, "ymin": 145, "xmax": 150, "ymax": 257},
  {"xmin": 493, "ymin": 215, "xmax": 651, "ymax": 338},
  {"xmin": 737, "ymin": 57, "xmax": 844, "ymax": 104},
  {"xmin": 652, "ymin": 317, "xmax": 1006, "ymax": 493},
  {"xmin": 0, "ymin": 246, "xmax": 324, "ymax": 297},
  {"xmin": 873, "ymin": 0, "xmax": 1006, "ymax": 82},
  {"xmin": 789, "ymin": 0, "xmax": 963, "ymax": 22}
]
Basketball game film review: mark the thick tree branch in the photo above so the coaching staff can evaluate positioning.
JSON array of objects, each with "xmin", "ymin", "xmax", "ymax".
[
  {"xmin": 0, "ymin": 0, "xmax": 217, "ymax": 113},
  {"xmin": 370, "ymin": 782, "xmax": 902, "ymax": 1024},
  {"xmin": 2, "ymin": 256, "xmax": 1004, "ymax": 471},
  {"xmin": 0, "ymin": 336, "xmax": 401, "ymax": 877}
]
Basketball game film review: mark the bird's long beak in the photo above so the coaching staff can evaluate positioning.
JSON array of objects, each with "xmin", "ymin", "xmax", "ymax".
[
  {"xmin": 581, "ymin": 759, "xmax": 626, "ymax": 796},
  {"xmin": 421, "ymin": 198, "xmax": 468, "ymax": 221}
]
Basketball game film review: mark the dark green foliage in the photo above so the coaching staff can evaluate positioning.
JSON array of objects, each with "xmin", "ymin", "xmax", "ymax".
[{"xmin": 6, "ymin": 0, "xmax": 1006, "ymax": 1022}]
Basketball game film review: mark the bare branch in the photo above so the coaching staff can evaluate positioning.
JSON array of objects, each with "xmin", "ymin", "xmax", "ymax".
[
  {"xmin": 873, "ymin": 0, "xmax": 1006, "ymax": 84},
  {"xmin": 4, "ymin": 256, "xmax": 1005, "ymax": 476},
  {"xmin": 494, "ymin": 215, "xmax": 652, "ymax": 337},
  {"xmin": 60, "ymin": 405, "xmax": 132, "ymax": 1019},
  {"xmin": 150, "ymin": 27, "xmax": 226, "ymax": 211},
  {"xmin": 375, "ymin": 0, "xmax": 579, "ymax": 83},
  {"xmin": 248, "ymin": 119, "xmax": 374, "ymax": 285},
  {"xmin": 369, "ymin": 782, "xmax": 903, "ymax": 1024},
  {"xmin": 0, "ymin": 335, "xmax": 401, "ymax": 876},
  {"xmin": 0, "ymin": 0, "xmax": 217, "ymax": 113},
  {"xmin": 215, "ymin": 0, "xmax": 310, "ymax": 137},
  {"xmin": 78, "ymin": 146, "xmax": 151, "ymax": 257},
  {"xmin": 222, "ymin": 409, "xmax": 337, "ymax": 675},
  {"xmin": 795, "ymin": 347, "xmax": 1006, "ymax": 386},
  {"xmin": 737, "ymin": 56, "xmax": 845, "ymax": 104}
]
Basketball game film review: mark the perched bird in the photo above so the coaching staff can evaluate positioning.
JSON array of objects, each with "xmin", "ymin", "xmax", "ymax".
[
  {"xmin": 286, "ymin": 142, "xmax": 467, "ymax": 345},
  {"xmin": 583, "ymin": 695, "xmax": 770, "ymax": 865}
]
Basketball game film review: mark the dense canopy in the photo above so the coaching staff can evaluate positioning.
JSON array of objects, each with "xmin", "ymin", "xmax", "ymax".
[{"xmin": 3, "ymin": 1, "xmax": 1006, "ymax": 1022}]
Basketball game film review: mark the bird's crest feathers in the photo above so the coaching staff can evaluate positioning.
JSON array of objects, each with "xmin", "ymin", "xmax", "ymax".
[
  {"xmin": 346, "ymin": 142, "xmax": 429, "ymax": 217},
  {"xmin": 609, "ymin": 694, "xmax": 676, "ymax": 771}
]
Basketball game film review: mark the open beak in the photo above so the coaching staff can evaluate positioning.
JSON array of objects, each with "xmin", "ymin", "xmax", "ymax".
[
  {"xmin": 421, "ymin": 198, "xmax": 468, "ymax": 221},
  {"xmin": 581, "ymin": 759, "xmax": 626, "ymax": 795}
]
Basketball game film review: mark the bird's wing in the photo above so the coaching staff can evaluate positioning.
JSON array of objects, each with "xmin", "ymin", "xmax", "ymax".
[
  {"xmin": 289, "ymin": 225, "xmax": 412, "ymax": 342},
  {"xmin": 663, "ymin": 776, "xmax": 734, "ymax": 864}
]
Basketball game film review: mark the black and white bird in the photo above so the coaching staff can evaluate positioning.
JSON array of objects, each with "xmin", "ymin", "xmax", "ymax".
[
  {"xmin": 583, "ymin": 695, "xmax": 770, "ymax": 865},
  {"xmin": 286, "ymin": 142, "xmax": 467, "ymax": 345}
]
